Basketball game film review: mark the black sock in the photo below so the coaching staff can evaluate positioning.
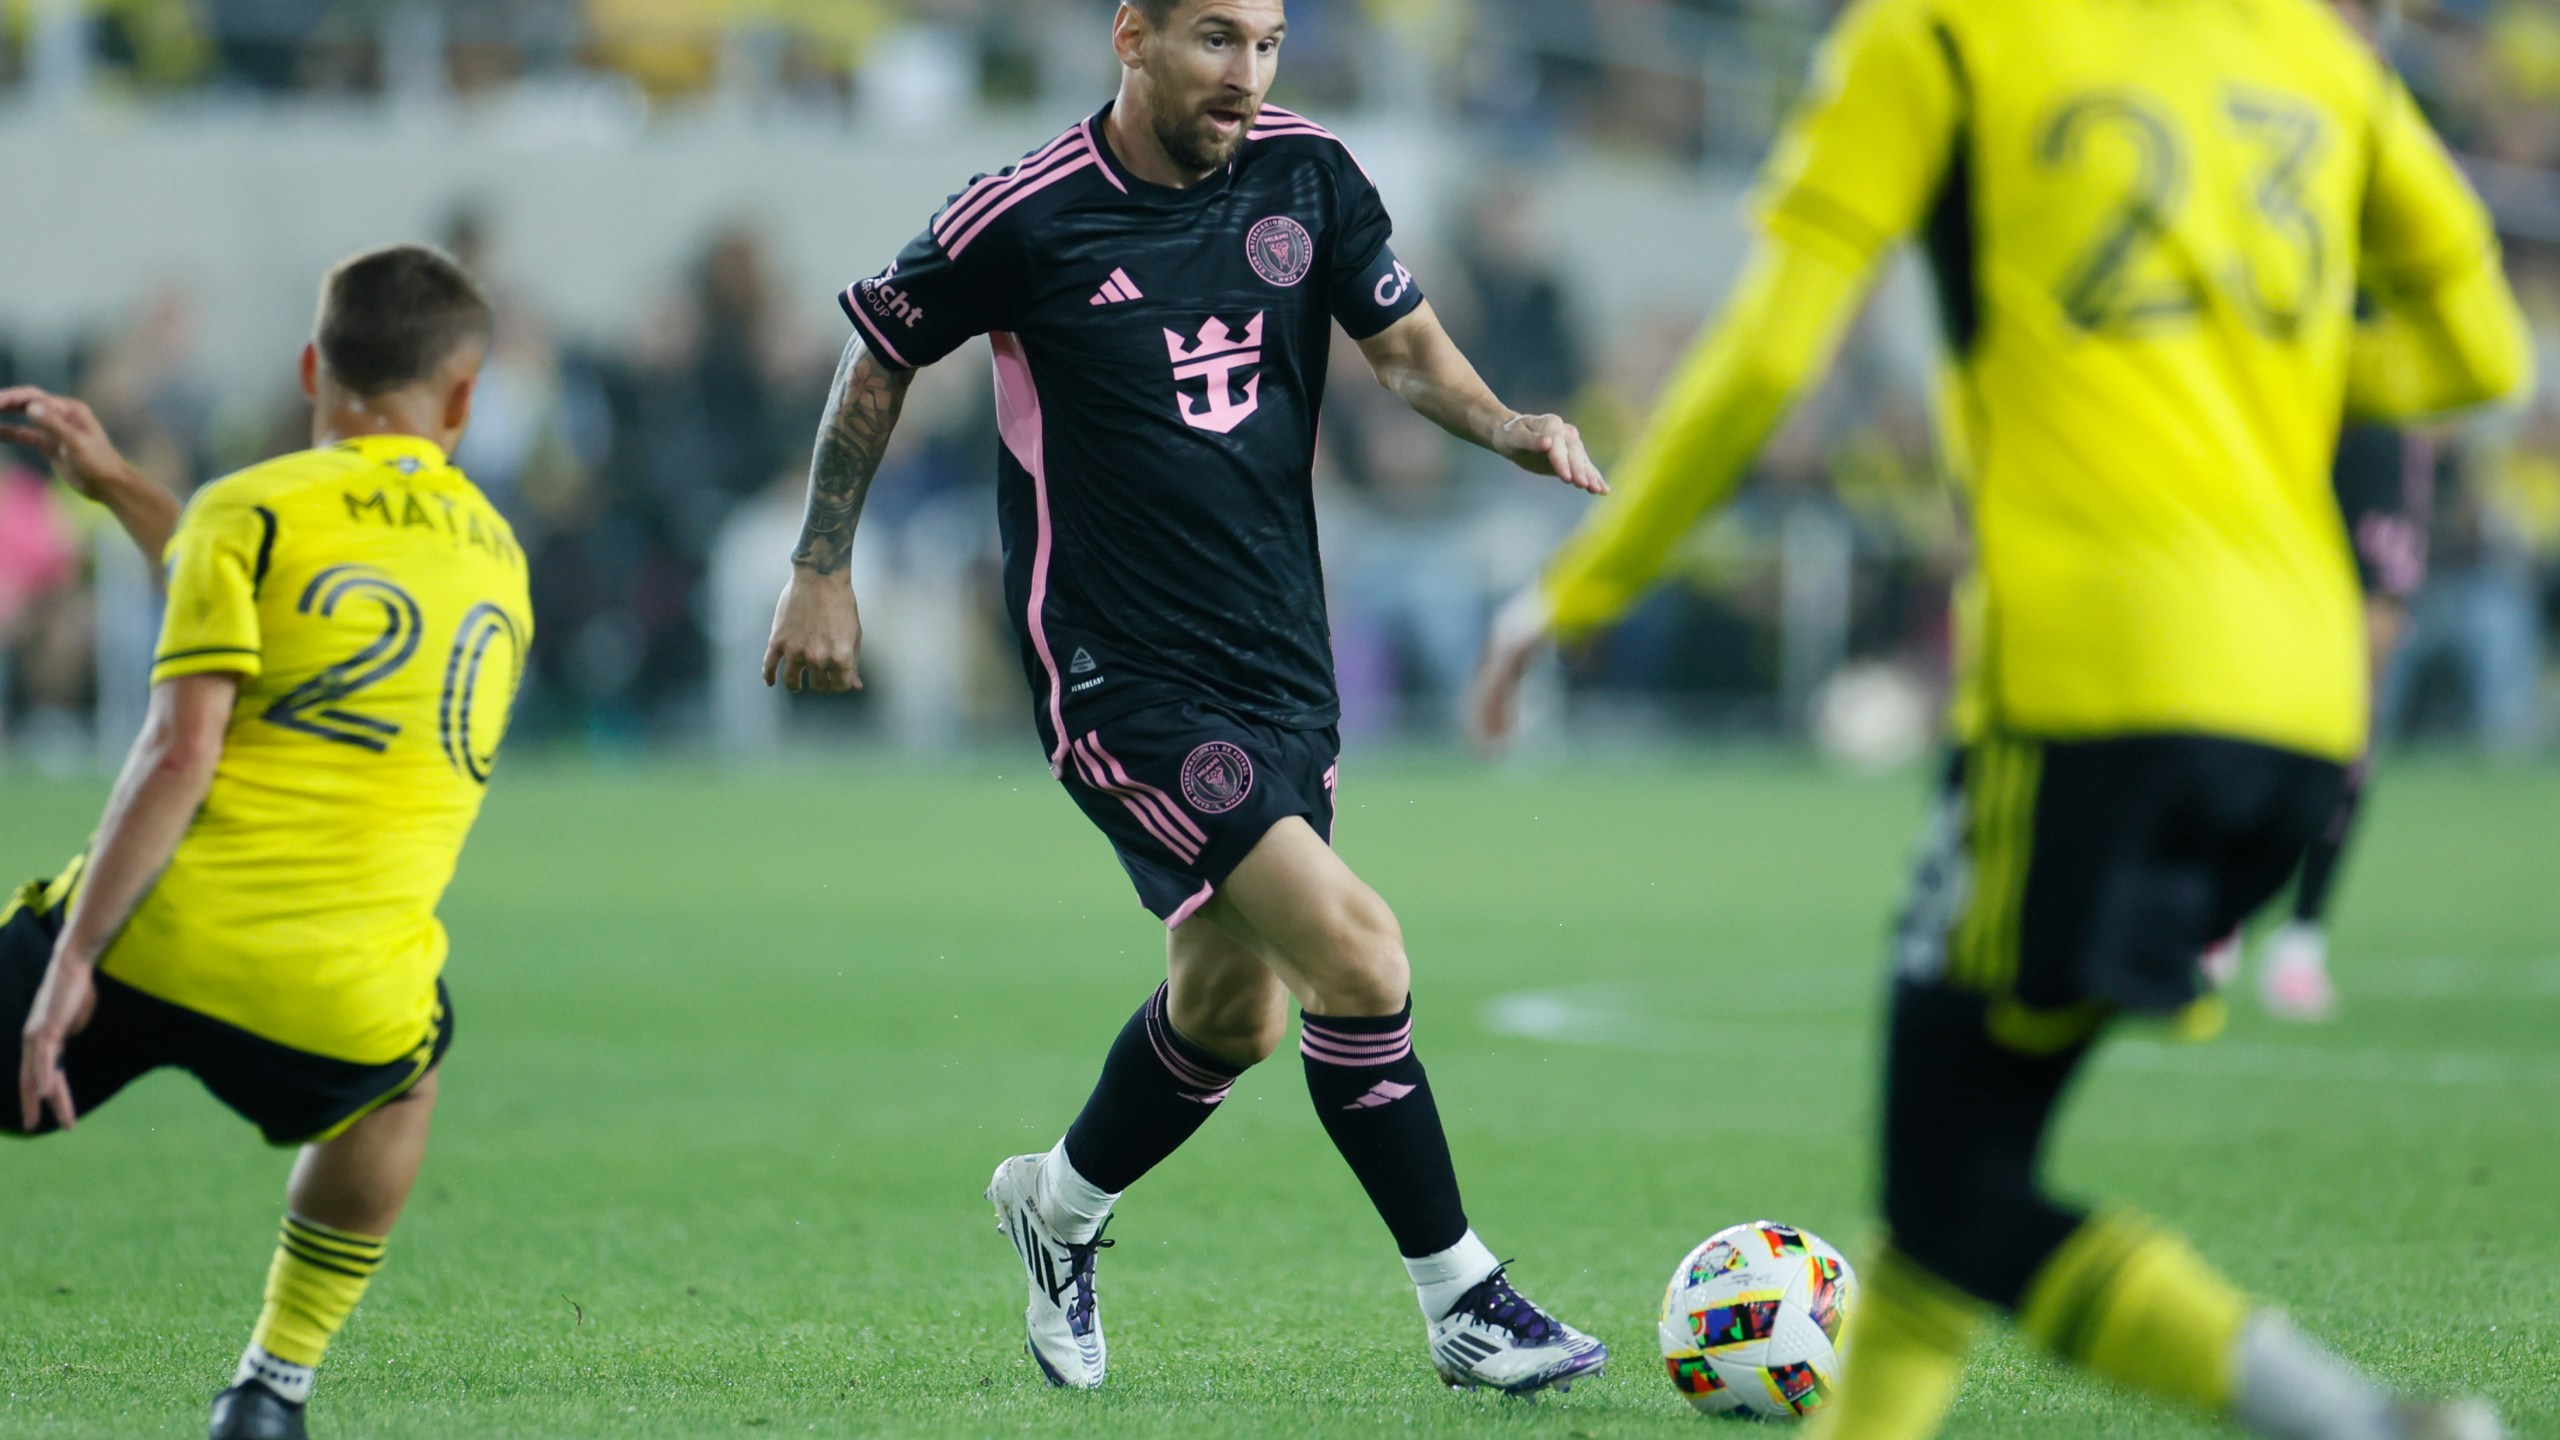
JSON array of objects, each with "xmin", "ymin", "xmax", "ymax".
[
  {"xmin": 2292, "ymin": 757, "xmax": 2368, "ymax": 925},
  {"xmin": 1300, "ymin": 1000, "xmax": 1469, "ymax": 1258},
  {"xmin": 1059, "ymin": 984, "xmax": 1244, "ymax": 1194},
  {"xmin": 1880, "ymin": 980, "xmax": 2096, "ymax": 1311}
]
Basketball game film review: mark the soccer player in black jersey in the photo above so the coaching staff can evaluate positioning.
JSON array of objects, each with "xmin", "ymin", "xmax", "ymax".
[
  {"xmin": 2229, "ymin": 424, "xmax": 2434, "ymax": 1022},
  {"xmin": 762, "ymin": 0, "xmax": 1611, "ymax": 1398}
]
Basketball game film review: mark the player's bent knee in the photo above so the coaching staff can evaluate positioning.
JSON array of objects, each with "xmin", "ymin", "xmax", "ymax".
[
  {"xmin": 1884, "ymin": 1155, "xmax": 2084, "ymax": 1311},
  {"xmin": 1301, "ymin": 897, "xmax": 1409, "ymax": 1016},
  {"xmin": 1171, "ymin": 988, "xmax": 1288, "ymax": 1067}
]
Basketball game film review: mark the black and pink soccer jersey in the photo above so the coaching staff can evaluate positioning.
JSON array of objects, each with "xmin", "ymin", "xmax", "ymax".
[{"xmin": 839, "ymin": 104, "xmax": 1424, "ymax": 762}]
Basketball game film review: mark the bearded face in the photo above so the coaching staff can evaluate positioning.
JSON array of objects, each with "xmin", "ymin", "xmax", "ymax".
[{"xmin": 1131, "ymin": 1, "xmax": 1285, "ymax": 177}]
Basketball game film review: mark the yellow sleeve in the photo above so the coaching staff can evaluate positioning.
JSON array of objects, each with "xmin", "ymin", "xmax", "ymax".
[
  {"xmin": 151, "ymin": 491, "xmax": 270, "ymax": 685},
  {"xmin": 1541, "ymin": 237, "xmax": 1877, "ymax": 640},
  {"xmin": 2346, "ymin": 76, "xmax": 2534, "ymax": 420},
  {"xmin": 1757, "ymin": 0, "xmax": 1963, "ymax": 273},
  {"xmin": 1540, "ymin": 0, "xmax": 1954, "ymax": 641}
]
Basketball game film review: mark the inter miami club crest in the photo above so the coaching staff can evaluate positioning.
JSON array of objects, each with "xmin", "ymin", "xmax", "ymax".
[
  {"xmin": 1247, "ymin": 216, "xmax": 1315, "ymax": 288},
  {"xmin": 1180, "ymin": 741, "xmax": 1256, "ymax": 815}
]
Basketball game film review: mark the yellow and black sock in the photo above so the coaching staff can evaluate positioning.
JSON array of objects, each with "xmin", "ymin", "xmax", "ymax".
[
  {"xmin": 2017, "ymin": 1210, "xmax": 2249, "ymax": 1414},
  {"xmin": 235, "ymin": 1216, "xmax": 388, "ymax": 1404},
  {"xmin": 1803, "ymin": 1246, "xmax": 1984, "ymax": 1440}
]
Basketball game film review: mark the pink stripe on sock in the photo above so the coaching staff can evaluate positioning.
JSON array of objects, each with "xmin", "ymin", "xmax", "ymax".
[
  {"xmin": 1299, "ymin": 1028, "xmax": 1414, "ymax": 1058},
  {"xmin": 1303, "ymin": 1017, "xmax": 1413, "ymax": 1045},
  {"xmin": 1145, "ymin": 1008, "xmax": 1235, "ymax": 1096},
  {"xmin": 1299, "ymin": 1020, "xmax": 1415, "ymax": 1066},
  {"xmin": 1300, "ymin": 1032, "xmax": 1413, "ymax": 1067}
]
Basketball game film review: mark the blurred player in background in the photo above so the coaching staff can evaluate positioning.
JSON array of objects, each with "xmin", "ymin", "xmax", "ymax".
[
  {"xmin": 3, "ymin": 246, "xmax": 530, "ymax": 1440},
  {"xmin": 2246, "ymin": 423, "xmax": 2434, "ymax": 1020},
  {"xmin": 1473, "ymin": 0, "xmax": 2528, "ymax": 1434},
  {"xmin": 763, "ymin": 0, "xmax": 1613, "ymax": 1398}
]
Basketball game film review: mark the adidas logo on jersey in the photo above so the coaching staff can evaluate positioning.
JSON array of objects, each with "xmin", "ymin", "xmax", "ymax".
[
  {"xmin": 1089, "ymin": 269, "xmax": 1145, "ymax": 307},
  {"xmin": 1069, "ymin": 648, "xmax": 1099, "ymax": 675}
]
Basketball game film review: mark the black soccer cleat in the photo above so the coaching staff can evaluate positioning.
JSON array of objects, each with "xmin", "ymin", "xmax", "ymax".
[{"xmin": 209, "ymin": 1381, "xmax": 309, "ymax": 1440}]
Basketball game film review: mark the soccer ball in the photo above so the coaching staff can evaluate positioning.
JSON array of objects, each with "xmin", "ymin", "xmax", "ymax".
[{"xmin": 1659, "ymin": 1221, "xmax": 1857, "ymax": 1420}]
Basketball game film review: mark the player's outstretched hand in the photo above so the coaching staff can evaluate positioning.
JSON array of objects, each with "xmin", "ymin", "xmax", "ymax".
[
  {"xmin": 1495, "ymin": 413, "xmax": 1608, "ymax": 496},
  {"xmin": 18, "ymin": 954, "xmax": 97, "ymax": 1133},
  {"xmin": 763, "ymin": 568, "xmax": 865, "ymax": 694},
  {"xmin": 0, "ymin": 386, "xmax": 144, "ymax": 502},
  {"xmin": 1466, "ymin": 586, "xmax": 1555, "ymax": 756}
]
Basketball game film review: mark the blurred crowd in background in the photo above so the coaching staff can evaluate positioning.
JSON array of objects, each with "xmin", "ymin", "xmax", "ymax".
[{"xmin": 4, "ymin": 0, "xmax": 2559, "ymax": 765}]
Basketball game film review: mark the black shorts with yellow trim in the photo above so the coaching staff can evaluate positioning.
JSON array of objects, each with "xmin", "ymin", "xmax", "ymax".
[
  {"xmin": 1892, "ymin": 733, "xmax": 2344, "ymax": 1036},
  {"xmin": 0, "ymin": 880, "xmax": 451, "ymax": 1146}
]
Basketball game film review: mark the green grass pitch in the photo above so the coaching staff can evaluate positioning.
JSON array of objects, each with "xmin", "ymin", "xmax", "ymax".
[{"xmin": 3, "ymin": 754, "xmax": 2554, "ymax": 1438}]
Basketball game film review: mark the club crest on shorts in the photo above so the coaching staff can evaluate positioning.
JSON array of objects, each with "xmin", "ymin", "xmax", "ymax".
[
  {"xmin": 1247, "ymin": 216, "xmax": 1315, "ymax": 288},
  {"xmin": 1180, "ymin": 741, "xmax": 1255, "ymax": 815}
]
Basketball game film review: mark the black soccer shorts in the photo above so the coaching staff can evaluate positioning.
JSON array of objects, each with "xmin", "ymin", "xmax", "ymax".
[
  {"xmin": 0, "ymin": 882, "xmax": 451, "ymax": 1146},
  {"xmin": 1892, "ymin": 733, "xmax": 2345, "ymax": 1030},
  {"xmin": 2333, "ymin": 424, "xmax": 2433, "ymax": 601},
  {"xmin": 1049, "ymin": 700, "xmax": 1339, "ymax": 926}
]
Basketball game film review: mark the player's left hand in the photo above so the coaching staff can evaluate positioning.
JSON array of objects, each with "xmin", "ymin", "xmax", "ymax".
[
  {"xmin": 1495, "ymin": 413, "xmax": 1608, "ymax": 496},
  {"xmin": 18, "ymin": 953, "xmax": 97, "ymax": 1133},
  {"xmin": 1466, "ymin": 586, "xmax": 1555, "ymax": 756},
  {"xmin": 0, "ymin": 386, "xmax": 145, "ymax": 504}
]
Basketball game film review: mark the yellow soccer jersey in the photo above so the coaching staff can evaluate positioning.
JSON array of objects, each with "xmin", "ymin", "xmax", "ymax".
[
  {"xmin": 1546, "ymin": 0, "xmax": 2528, "ymax": 761},
  {"xmin": 101, "ymin": 435, "xmax": 531, "ymax": 1065}
]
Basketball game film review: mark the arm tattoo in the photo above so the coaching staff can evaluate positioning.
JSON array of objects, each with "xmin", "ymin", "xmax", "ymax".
[{"xmin": 790, "ymin": 335, "xmax": 914, "ymax": 575}]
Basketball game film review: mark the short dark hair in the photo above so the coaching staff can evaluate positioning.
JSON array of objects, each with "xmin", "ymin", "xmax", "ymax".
[
  {"xmin": 314, "ymin": 244, "xmax": 493, "ymax": 396},
  {"xmin": 1131, "ymin": 0, "xmax": 1182, "ymax": 24}
]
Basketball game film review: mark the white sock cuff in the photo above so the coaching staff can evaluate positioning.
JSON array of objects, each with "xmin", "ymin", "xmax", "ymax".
[
  {"xmin": 1405, "ymin": 1229, "xmax": 1500, "ymax": 1313},
  {"xmin": 236, "ymin": 1344, "xmax": 314, "ymax": 1405},
  {"xmin": 1038, "ymin": 1141, "xmax": 1118, "ymax": 1241},
  {"xmin": 2231, "ymin": 1310, "xmax": 2394, "ymax": 1440}
]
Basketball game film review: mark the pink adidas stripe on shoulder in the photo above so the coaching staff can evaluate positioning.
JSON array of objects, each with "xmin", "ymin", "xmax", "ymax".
[
  {"xmin": 1247, "ymin": 110, "xmax": 1375, "ymax": 182},
  {"xmin": 946, "ymin": 154, "xmax": 1096, "ymax": 258},
  {"xmin": 934, "ymin": 135, "xmax": 1077, "ymax": 242},
  {"xmin": 934, "ymin": 127, "xmax": 1086, "ymax": 245}
]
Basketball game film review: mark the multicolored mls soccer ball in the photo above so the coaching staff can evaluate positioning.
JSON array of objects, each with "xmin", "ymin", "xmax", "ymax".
[{"xmin": 1658, "ymin": 1221, "xmax": 1857, "ymax": 1420}]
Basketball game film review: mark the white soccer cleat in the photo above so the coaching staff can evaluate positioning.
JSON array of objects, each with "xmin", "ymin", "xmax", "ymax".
[
  {"xmin": 2393, "ymin": 1397, "xmax": 2505, "ymax": 1440},
  {"xmin": 1427, "ymin": 1266, "xmax": 1609, "ymax": 1395},
  {"xmin": 985, "ymin": 1153, "xmax": 1110, "ymax": 1389},
  {"xmin": 2258, "ymin": 921, "xmax": 2338, "ymax": 1023}
]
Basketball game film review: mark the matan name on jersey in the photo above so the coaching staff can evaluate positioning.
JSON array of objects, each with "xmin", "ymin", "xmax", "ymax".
[{"xmin": 343, "ymin": 488, "xmax": 524, "ymax": 568}]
